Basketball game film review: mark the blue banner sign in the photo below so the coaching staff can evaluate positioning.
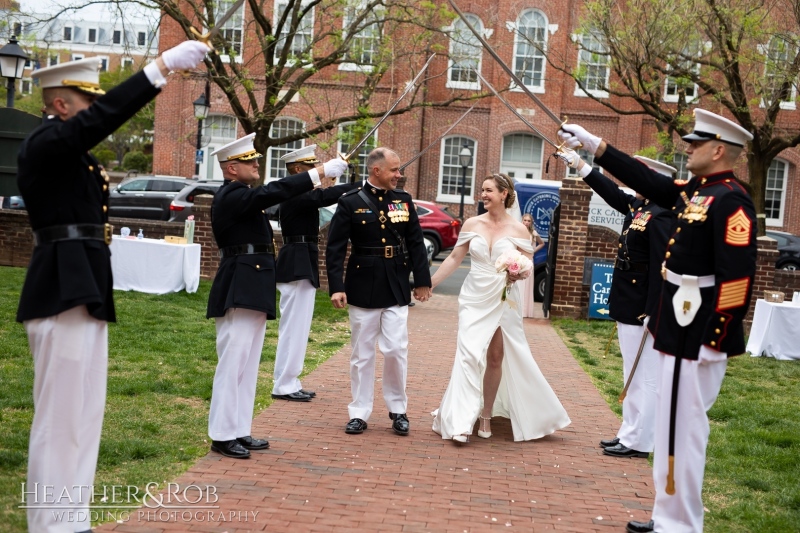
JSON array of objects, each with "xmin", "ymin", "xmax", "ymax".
[{"xmin": 588, "ymin": 262, "xmax": 614, "ymax": 320}]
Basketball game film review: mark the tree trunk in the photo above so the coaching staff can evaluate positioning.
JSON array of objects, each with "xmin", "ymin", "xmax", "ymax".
[{"xmin": 747, "ymin": 151, "xmax": 768, "ymax": 237}]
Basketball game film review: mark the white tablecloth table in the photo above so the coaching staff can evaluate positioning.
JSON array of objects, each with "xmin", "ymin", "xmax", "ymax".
[
  {"xmin": 110, "ymin": 236, "xmax": 200, "ymax": 294},
  {"xmin": 746, "ymin": 299, "xmax": 800, "ymax": 360}
]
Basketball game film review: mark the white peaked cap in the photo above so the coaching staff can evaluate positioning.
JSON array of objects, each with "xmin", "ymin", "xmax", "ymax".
[
  {"xmin": 633, "ymin": 155, "xmax": 677, "ymax": 177},
  {"xmin": 210, "ymin": 132, "xmax": 263, "ymax": 163},
  {"xmin": 681, "ymin": 108, "xmax": 753, "ymax": 147},
  {"xmin": 31, "ymin": 57, "xmax": 105, "ymax": 95},
  {"xmin": 280, "ymin": 144, "xmax": 319, "ymax": 165}
]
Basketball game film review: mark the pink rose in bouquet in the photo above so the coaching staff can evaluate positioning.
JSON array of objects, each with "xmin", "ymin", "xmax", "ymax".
[{"xmin": 495, "ymin": 250, "xmax": 533, "ymax": 301}]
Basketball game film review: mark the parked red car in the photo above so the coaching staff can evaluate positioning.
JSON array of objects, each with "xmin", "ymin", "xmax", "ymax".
[{"xmin": 415, "ymin": 199, "xmax": 461, "ymax": 259}]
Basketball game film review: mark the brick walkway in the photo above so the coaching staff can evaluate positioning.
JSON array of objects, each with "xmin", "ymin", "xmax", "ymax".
[{"xmin": 100, "ymin": 295, "xmax": 653, "ymax": 532}]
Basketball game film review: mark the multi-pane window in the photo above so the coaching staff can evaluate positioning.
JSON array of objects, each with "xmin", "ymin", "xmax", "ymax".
[
  {"xmin": 338, "ymin": 122, "xmax": 376, "ymax": 182},
  {"xmin": 438, "ymin": 136, "xmax": 476, "ymax": 200},
  {"xmin": 501, "ymin": 133, "xmax": 543, "ymax": 180},
  {"xmin": 215, "ymin": 0, "xmax": 244, "ymax": 56},
  {"xmin": 670, "ymin": 153, "xmax": 690, "ymax": 181},
  {"xmin": 513, "ymin": 10, "xmax": 547, "ymax": 91},
  {"xmin": 448, "ymin": 15, "xmax": 482, "ymax": 88},
  {"xmin": 63, "ymin": 26, "xmax": 73, "ymax": 41},
  {"xmin": 113, "ymin": 30, "xmax": 121, "ymax": 44},
  {"xmin": 765, "ymin": 158, "xmax": 788, "ymax": 224},
  {"xmin": 567, "ymin": 149, "xmax": 602, "ymax": 177},
  {"xmin": 88, "ymin": 28, "xmax": 97, "ymax": 43},
  {"xmin": 275, "ymin": 2, "xmax": 314, "ymax": 61},
  {"xmin": 203, "ymin": 115, "xmax": 238, "ymax": 140},
  {"xmin": 576, "ymin": 29, "xmax": 609, "ymax": 96},
  {"xmin": 764, "ymin": 37, "xmax": 797, "ymax": 108},
  {"xmin": 342, "ymin": 3, "xmax": 381, "ymax": 67},
  {"xmin": 268, "ymin": 118, "xmax": 305, "ymax": 180},
  {"xmin": 137, "ymin": 31, "xmax": 146, "ymax": 46},
  {"xmin": 664, "ymin": 52, "xmax": 700, "ymax": 103}
]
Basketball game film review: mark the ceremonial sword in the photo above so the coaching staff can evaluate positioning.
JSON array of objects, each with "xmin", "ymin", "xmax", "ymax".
[
  {"xmin": 190, "ymin": 0, "xmax": 246, "ymax": 47},
  {"xmin": 342, "ymin": 53, "xmax": 436, "ymax": 161},
  {"xmin": 473, "ymin": 69, "xmax": 559, "ymax": 149},
  {"xmin": 618, "ymin": 326, "xmax": 649, "ymax": 403},
  {"xmin": 399, "ymin": 103, "xmax": 476, "ymax": 172},
  {"xmin": 446, "ymin": 0, "xmax": 566, "ymax": 128}
]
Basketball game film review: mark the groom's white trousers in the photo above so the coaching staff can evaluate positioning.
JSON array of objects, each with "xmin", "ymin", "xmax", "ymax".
[
  {"xmin": 273, "ymin": 280, "xmax": 317, "ymax": 395},
  {"xmin": 616, "ymin": 319, "xmax": 658, "ymax": 452},
  {"xmin": 347, "ymin": 305, "xmax": 409, "ymax": 421}
]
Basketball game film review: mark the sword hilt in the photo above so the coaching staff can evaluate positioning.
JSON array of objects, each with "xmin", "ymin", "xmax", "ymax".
[
  {"xmin": 556, "ymin": 115, "xmax": 583, "ymax": 150},
  {"xmin": 174, "ymin": 27, "xmax": 214, "ymax": 79}
]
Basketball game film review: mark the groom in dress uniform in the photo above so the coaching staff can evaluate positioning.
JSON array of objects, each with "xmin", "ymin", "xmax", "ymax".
[
  {"xmin": 271, "ymin": 145, "xmax": 360, "ymax": 402},
  {"xmin": 16, "ymin": 41, "xmax": 209, "ymax": 532},
  {"xmin": 559, "ymin": 109, "xmax": 757, "ymax": 533},
  {"xmin": 561, "ymin": 152, "xmax": 674, "ymax": 459},
  {"xmin": 326, "ymin": 147, "xmax": 432, "ymax": 435},
  {"xmin": 206, "ymin": 134, "xmax": 347, "ymax": 458}
]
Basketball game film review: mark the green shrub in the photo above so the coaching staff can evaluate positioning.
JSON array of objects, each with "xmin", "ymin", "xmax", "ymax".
[
  {"xmin": 122, "ymin": 151, "xmax": 150, "ymax": 172},
  {"xmin": 92, "ymin": 149, "xmax": 116, "ymax": 168}
]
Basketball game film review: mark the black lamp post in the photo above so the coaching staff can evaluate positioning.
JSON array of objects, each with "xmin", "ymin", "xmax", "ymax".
[
  {"xmin": 0, "ymin": 36, "xmax": 29, "ymax": 108},
  {"xmin": 192, "ymin": 81, "xmax": 211, "ymax": 176},
  {"xmin": 458, "ymin": 142, "xmax": 472, "ymax": 221}
]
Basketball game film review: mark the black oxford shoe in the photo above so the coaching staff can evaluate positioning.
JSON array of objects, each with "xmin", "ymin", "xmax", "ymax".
[
  {"xmin": 603, "ymin": 443, "xmax": 649, "ymax": 458},
  {"xmin": 626, "ymin": 519, "xmax": 654, "ymax": 533},
  {"xmin": 211, "ymin": 440, "xmax": 250, "ymax": 459},
  {"xmin": 236, "ymin": 436, "xmax": 270, "ymax": 450},
  {"xmin": 599, "ymin": 436, "xmax": 619, "ymax": 448},
  {"xmin": 299, "ymin": 389, "xmax": 316, "ymax": 398},
  {"xmin": 271, "ymin": 391, "xmax": 312, "ymax": 402},
  {"xmin": 389, "ymin": 413, "xmax": 410, "ymax": 435},
  {"xmin": 345, "ymin": 418, "xmax": 368, "ymax": 434}
]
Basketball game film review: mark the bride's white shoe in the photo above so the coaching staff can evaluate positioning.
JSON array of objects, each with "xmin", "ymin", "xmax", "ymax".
[
  {"xmin": 453, "ymin": 434, "xmax": 469, "ymax": 444},
  {"xmin": 477, "ymin": 416, "xmax": 492, "ymax": 438}
]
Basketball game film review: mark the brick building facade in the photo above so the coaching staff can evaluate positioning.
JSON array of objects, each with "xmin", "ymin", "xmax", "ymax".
[{"xmin": 150, "ymin": 1, "xmax": 800, "ymax": 237}]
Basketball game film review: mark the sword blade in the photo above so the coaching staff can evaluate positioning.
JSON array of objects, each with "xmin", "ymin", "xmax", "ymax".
[
  {"xmin": 446, "ymin": 0, "xmax": 563, "ymax": 126},
  {"xmin": 474, "ymin": 70, "xmax": 558, "ymax": 149},
  {"xmin": 400, "ymin": 103, "xmax": 476, "ymax": 171},
  {"xmin": 203, "ymin": 0, "xmax": 246, "ymax": 42},
  {"xmin": 344, "ymin": 53, "xmax": 436, "ymax": 161}
]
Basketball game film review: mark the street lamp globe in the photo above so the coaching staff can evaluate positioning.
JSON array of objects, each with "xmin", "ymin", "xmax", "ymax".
[
  {"xmin": 459, "ymin": 144, "xmax": 472, "ymax": 169},
  {"xmin": 0, "ymin": 36, "xmax": 30, "ymax": 108},
  {"xmin": 193, "ymin": 92, "xmax": 210, "ymax": 120}
]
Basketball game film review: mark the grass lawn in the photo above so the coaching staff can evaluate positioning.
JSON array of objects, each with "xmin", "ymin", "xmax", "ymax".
[
  {"xmin": 552, "ymin": 318, "xmax": 800, "ymax": 533},
  {"xmin": 0, "ymin": 266, "xmax": 350, "ymax": 532}
]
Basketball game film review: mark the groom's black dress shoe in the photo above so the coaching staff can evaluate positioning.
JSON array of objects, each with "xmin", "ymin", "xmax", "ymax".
[
  {"xmin": 603, "ymin": 443, "xmax": 649, "ymax": 458},
  {"xmin": 626, "ymin": 519, "xmax": 654, "ymax": 533},
  {"xmin": 599, "ymin": 436, "xmax": 619, "ymax": 448},
  {"xmin": 236, "ymin": 436, "xmax": 270, "ymax": 450},
  {"xmin": 211, "ymin": 440, "xmax": 250, "ymax": 459},
  {"xmin": 345, "ymin": 418, "xmax": 368, "ymax": 434},
  {"xmin": 389, "ymin": 413, "xmax": 410, "ymax": 435},
  {"xmin": 300, "ymin": 389, "xmax": 316, "ymax": 398},
  {"xmin": 271, "ymin": 391, "xmax": 312, "ymax": 402}
]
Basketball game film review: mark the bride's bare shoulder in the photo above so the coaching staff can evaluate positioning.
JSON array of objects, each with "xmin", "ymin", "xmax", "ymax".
[
  {"xmin": 462, "ymin": 216, "xmax": 483, "ymax": 231},
  {"xmin": 507, "ymin": 219, "xmax": 531, "ymax": 239}
]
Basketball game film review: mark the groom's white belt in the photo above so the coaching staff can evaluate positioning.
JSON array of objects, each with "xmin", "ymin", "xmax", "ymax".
[{"xmin": 662, "ymin": 264, "xmax": 714, "ymax": 327}]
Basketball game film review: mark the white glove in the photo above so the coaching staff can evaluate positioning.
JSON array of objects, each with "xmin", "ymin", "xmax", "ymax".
[
  {"xmin": 323, "ymin": 159, "xmax": 349, "ymax": 179},
  {"xmin": 161, "ymin": 41, "xmax": 211, "ymax": 71},
  {"xmin": 556, "ymin": 148, "xmax": 582, "ymax": 168},
  {"xmin": 558, "ymin": 124, "xmax": 602, "ymax": 155}
]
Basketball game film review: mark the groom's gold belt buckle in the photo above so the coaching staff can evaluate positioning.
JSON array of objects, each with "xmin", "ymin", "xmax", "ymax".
[{"xmin": 384, "ymin": 246, "xmax": 394, "ymax": 258}]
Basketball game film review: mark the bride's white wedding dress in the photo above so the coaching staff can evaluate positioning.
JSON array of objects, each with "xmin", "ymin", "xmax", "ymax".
[{"xmin": 432, "ymin": 232, "xmax": 571, "ymax": 441}]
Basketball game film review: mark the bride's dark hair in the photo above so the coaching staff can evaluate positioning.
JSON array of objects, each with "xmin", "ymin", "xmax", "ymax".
[{"xmin": 485, "ymin": 173, "xmax": 516, "ymax": 209}]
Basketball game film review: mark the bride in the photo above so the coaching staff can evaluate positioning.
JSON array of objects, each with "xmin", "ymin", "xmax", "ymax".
[{"xmin": 431, "ymin": 173, "xmax": 570, "ymax": 443}]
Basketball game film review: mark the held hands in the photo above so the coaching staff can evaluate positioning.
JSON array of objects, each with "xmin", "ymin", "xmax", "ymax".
[
  {"xmin": 331, "ymin": 292, "xmax": 348, "ymax": 309},
  {"xmin": 161, "ymin": 41, "xmax": 212, "ymax": 71},
  {"xmin": 558, "ymin": 124, "xmax": 602, "ymax": 155},
  {"xmin": 323, "ymin": 159, "xmax": 349, "ymax": 179},
  {"xmin": 413, "ymin": 286, "xmax": 432, "ymax": 302}
]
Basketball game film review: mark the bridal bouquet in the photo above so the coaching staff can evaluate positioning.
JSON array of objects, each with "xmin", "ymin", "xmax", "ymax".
[{"xmin": 495, "ymin": 250, "xmax": 533, "ymax": 301}]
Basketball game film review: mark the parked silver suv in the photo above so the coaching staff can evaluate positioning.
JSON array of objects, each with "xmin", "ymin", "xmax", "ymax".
[
  {"xmin": 109, "ymin": 175, "xmax": 193, "ymax": 220},
  {"xmin": 168, "ymin": 180, "xmax": 223, "ymax": 222}
]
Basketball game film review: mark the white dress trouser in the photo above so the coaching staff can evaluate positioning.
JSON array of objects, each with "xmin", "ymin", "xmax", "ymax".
[
  {"xmin": 208, "ymin": 308, "xmax": 267, "ymax": 441},
  {"xmin": 616, "ymin": 319, "xmax": 658, "ymax": 452},
  {"xmin": 273, "ymin": 280, "xmax": 317, "ymax": 395},
  {"xmin": 651, "ymin": 352, "xmax": 727, "ymax": 533},
  {"xmin": 24, "ymin": 305, "xmax": 108, "ymax": 533},
  {"xmin": 347, "ymin": 305, "xmax": 409, "ymax": 421}
]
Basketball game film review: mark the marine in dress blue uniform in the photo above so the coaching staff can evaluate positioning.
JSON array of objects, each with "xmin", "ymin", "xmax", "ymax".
[
  {"xmin": 17, "ymin": 42, "xmax": 209, "ymax": 533},
  {"xmin": 562, "ymin": 153, "xmax": 674, "ymax": 459},
  {"xmin": 560, "ymin": 109, "xmax": 757, "ymax": 533},
  {"xmin": 326, "ymin": 148, "xmax": 432, "ymax": 435},
  {"xmin": 206, "ymin": 134, "xmax": 347, "ymax": 459},
  {"xmin": 271, "ymin": 145, "xmax": 360, "ymax": 401}
]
